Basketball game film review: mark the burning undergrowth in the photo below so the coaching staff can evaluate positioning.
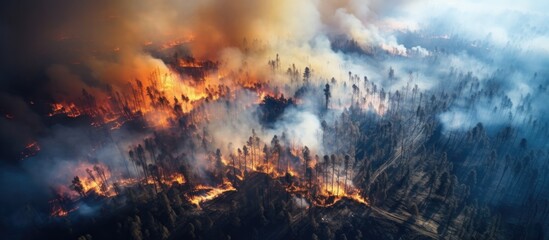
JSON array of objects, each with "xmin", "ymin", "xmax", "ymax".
[
  {"xmin": 1, "ymin": 38, "xmax": 365, "ymax": 225},
  {"xmin": 3, "ymin": 0, "xmax": 548, "ymax": 239}
]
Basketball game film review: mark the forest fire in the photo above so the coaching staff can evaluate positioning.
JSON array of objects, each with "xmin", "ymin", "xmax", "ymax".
[
  {"xmin": 39, "ymin": 35, "xmax": 384, "ymax": 221},
  {"xmin": 163, "ymin": 172, "xmax": 186, "ymax": 185},
  {"xmin": 48, "ymin": 103, "xmax": 370, "ymax": 216},
  {"xmin": 187, "ymin": 181, "xmax": 236, "ymax": 208},
  {"xmin": 199, "ymin": 133, "xmax": 369, "ymax": 209},
  {"xmin": 20, "ymin": 142, "xmax": 40, "ymax": 159},
  {"xmin": 3, "ymin": 0, "xmax": 548, "ymax": 239},
  {"xmin": 49, "ymin": 199, "xmax": 77, "ymax": 217},
  {"xmin": 63, "ymin": 162, "xmax": 116, "ymax": 198},
  {"xmin": 178, "ymin": 59, "xmax": 203, "ymax": 68},
  {"xmin": 160, "ymin": 36, "xmax": 195, "ymax": 50},
  {"xmin": 49, "ymin": 136, "xmax": 369, "ymax": 217},
  {"xmin": 42, "ymin": 46, "xmax": 276, "ymax": 132},
  {"xmin": 46, "ymin": 70, "xmax": 211, "ymax": 129},
  {"xmin": 49, "ymin": 102, "xmax": 82, "ymax": 118},
  {"xmin": 41, "ymin": 48, "xmax": 385, "ymax": 234}
]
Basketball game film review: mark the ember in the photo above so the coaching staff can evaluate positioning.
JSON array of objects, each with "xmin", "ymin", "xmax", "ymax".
[{"xmin": 2, "ymin": 0, "xmax": 546, "ymax": 239}]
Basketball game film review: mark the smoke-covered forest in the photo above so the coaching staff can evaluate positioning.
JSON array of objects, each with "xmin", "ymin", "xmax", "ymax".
[{"xmin": 0, "ymin": 0, "xmax": 548, "ymax": 239}]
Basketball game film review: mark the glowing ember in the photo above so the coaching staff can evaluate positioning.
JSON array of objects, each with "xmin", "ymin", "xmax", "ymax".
[
  {"xmin": 187, "ymin": 181, "xmax": 236, "ymax": 208},
  {"xmin": 160, "ymin": 36, "xmax": 195, "ymax": 50},
  {"xmin": 49, "ymin": 194, "xmax": 77, "ymax": 217},
  {"xmin": 49, "ymin": 102, "xmax": 82, "ymax": 118},
  {"xmin": 163, "ymin": 173, "xmax": 186, "ymax": 185},
  {"xmin": 221, "ymin": 143, "xmax": 369, "ymax": 207},
  {"xmin": 21, "ymin": 141, "xmax": 40, "ymax": 159},
  {"xmin": 43, "ymin": 40, "xmax": 380, "ymax": 219}
]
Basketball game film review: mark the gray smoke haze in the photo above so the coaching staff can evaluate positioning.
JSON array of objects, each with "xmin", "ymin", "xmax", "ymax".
[{"xmin": 0, "ymin": 0, "xmax": 548, "ymax": 236}]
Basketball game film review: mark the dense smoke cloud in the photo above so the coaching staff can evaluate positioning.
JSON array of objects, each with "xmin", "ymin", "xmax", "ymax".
[
  {"xmin": 0, "ymin": 0, "xmax": 413, "ymax": 161},
  {"xmin": 0, "ymin": 0, "xmax": 548, "ymax": 237},
  {"xmin": 400, "ymin": 1, "xmax": 549, "ymax": 131}
]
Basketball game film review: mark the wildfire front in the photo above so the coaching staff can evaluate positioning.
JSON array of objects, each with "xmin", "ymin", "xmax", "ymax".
[{"xmin": 1, "ymin": 0, "xmax": 548, "ymax": 239}]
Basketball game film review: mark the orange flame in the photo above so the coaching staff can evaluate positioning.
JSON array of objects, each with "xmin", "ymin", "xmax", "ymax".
[{"xmin": 187, "ymin": 181, "xmax": 236, "ymax": 208}]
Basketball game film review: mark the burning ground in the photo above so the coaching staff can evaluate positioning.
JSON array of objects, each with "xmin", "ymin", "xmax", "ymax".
[{"xmin": 1, "ymin": 0, "xmax": 549, "ymax": 239}]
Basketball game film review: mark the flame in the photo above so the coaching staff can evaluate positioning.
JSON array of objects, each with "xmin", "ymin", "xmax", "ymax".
[
  {"xmin": 347, "ymin": 191, "xmax": 368, "ymax": 205},
  {"xmin": 160, "ymin": 35, "xmax": 195, "ymax": 50},
  {"xmin": 49, "ymin": 202, "xmax": 76, "ymax": 217},
  {"xmin": 68, "ymin": 163, "xmax": 187, "ymax": 197},
  {"xmin": 313, "ymin": 180, "xmax": 369, "ymax": 207},
  {"xmin": 163, "ymin": 173, "xmax": 186, "ymax": 185},
  {"xmin": 49, "ymin": 162, "xmax": 193, "ymax": 217},
  {"xmin": 51, "ymin": 135, "xmax": 369, "ymax": 218},
  {"xmin": 45, "ymin": 40, "xmax": 377, "ymax": 217},
  {"xmin": 21, "ymin": 141, "xmax": 40, "ymax": 159},
  {"xmin": 187, "ymin": 181, "xmax": 236, "ymax": 208},
  {"xmin": 222, "ymin": 144, "xmax": 369, "ymax": 207},
  {"xmin": 67, "ymin": 162, "xmax": 116, "ymax": 197},
  {"xmin": 51, "ymin": 208, "xmax": 69, "ymax": 217},
  {"xmin": 48, "ymin": 192, "xmax": 78, "ymax": 217},
  {"xmin": 178, "ymin": 59, "xmax": 203, "ymax": 68},
  {"xmin": 49, "ymin": 103, "xmax": 82, "ymax": 118},
  {"xmin": 43, "ymin": 40, "xmax": 285, "ymax": 131},
  {"xmin": 46, "ymin": 59, "xmax": 226, "ymax": 130},
  {"xmin": 254, "ymin": 89, "xmax": 277, "ymax": 104}
]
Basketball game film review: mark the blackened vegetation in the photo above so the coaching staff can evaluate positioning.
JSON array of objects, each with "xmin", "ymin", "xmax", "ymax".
[
  {"xmin": 13, "ymin": 55, "xmax": 549, "ymax": 240},
  {"xmin": 330, "ymin": 37, "xmax": 369, "ymax": 55},
  {"xmin": 173, "ymin": 57, "xmax": 218, "ymax": 82},
  {"xmin": 329, "ymin": 36, "xmax": 394, "ymax": 57},
  {"xmin": 151, "ymin": 45, "xmax": 219, "ymax": 82},
  {"xmin": 32, "ymin": 173, "xmax": 428, "ymax": 240},
  {"xmin": 317, "ymin": 69, "xmax": 548, "ymax": 239},
  {"xmin": 324, "ymin": 84, "xmax": 331, "ymax": 110},
  {"xmin": 170, "ymin": 173, "xmax": 430, "ymax": 240},
  {"xmin": 293, "ymin": 85, "xmax": 310, "ymax": 100},
  {"xmin": 257, "ymin": 94, "xmax": 294, "ymax": 127}
]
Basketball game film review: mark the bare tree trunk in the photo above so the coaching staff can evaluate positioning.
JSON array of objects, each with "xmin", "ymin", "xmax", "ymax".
[{"xmin": 336, "ymin": 169, "xmax": 340, "ymax": 197}]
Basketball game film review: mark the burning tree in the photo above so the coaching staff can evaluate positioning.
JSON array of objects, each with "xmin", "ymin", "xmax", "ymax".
[{"xmin": 71, "ymin": 176, "xmax": 86, "ymax": 197}]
